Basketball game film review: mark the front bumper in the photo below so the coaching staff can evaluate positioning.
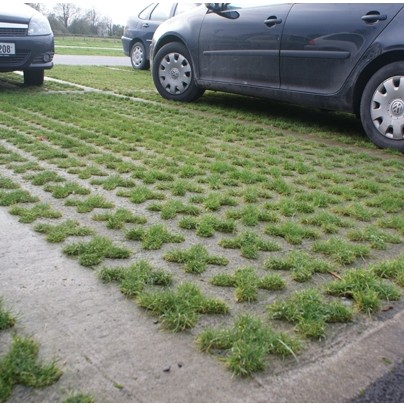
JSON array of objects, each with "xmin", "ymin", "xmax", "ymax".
[{"xmin": 0, "ymin": 34, "xmax": 54, "ymax": 72}]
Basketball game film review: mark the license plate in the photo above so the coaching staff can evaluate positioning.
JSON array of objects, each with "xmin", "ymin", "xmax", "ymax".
[{"xmin": 0, "ymin": 43, "xmax": 15, "ymax": 56}]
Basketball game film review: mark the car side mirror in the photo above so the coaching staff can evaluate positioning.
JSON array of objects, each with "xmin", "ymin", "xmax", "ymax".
[
  {"xmin": 205, "ymin": 3, "xmax": 239, "ymax": 19},
  {"xmin": 205, "ymin": 3, "xmax": 227, "ymax": 13}
]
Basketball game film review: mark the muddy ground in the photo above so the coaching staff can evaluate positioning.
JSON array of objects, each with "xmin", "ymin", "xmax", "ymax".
[{"xmin": 1, "ymin": 208, "xmax": 403, "ymax": 402}]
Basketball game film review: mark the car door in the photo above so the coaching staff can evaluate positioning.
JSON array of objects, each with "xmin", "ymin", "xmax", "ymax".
[
  {"xmin": 198, "ymin": 3, "xmax": 292, "ymax": 89},
  {"xmin": 141, "ymin": 3, "xmax": 176, "ymax": 48},
  {"xmin": 280, "ymin": 3, "xmax": 403, "ymax": 94}
]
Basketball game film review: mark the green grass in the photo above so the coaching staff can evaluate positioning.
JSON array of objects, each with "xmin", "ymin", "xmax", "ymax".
[
  {"xmin": 26, "ymin": 170, "xmax": 65, "ymax": 186},
  {"xmin": 211, "ymin": 266, "xmax": 286, "ymax": 302},
  {"xmin": 63, "ymin": 393, "xmax": 95, "ymax": 403},
  {"xmin": 126, "ymin": 224, "xmax": 184, "ymax": 250},
  {"xmin": 55, "ymin": 36, "xmax": 123, "ymax": 57},
  {"xmin": 326, "ymin": 269, "xmax": 401, "ymax": 314},
  {"xmin": 268, "ymin": 289, "xmax": 353, "ymax": 339},
  {"xmin": 0, "ymin": 190, "xmax": 39, "ymax": 206},
  {"xmin": 0, "ymin": 298, "xmax": 15, "ymax": 331},
  {"xmin": 312, "ymin": 237, "xmax": 371, "ymax": 265},
  {"xmin": 34, "ymin": 220, "xmax": 94, "ymax": 243},
  {"xmin": 148, "ymin": 200, "xmax": 201, "ymax": 220},
  {"xmin": 137, "ymin": 282, "xmax": 229, "ymax": 332},
  {"xmin": 178, "ymin": 214, "xmax": 236, "ymax": 237},
  {"xmin": 197, "ymin": 315, "xmax": 301, "ymax": 376},
  {"xmin": 65, "ymin": 195, "xmax": 114, "ymax": 213},
  {"xmin": 99, "ymin": 260, "xmax": 172, "ymax": 297},
  {"xmin": 226, "ymin": 205, "xmax": 277, "ymax": 226},
  {"xmin": 0, "ymin": 176, "xmax": 19, "ymax": 190},
  {"xmin": 371, "ymin": 256, "xmax": 404, "ymax": 287},
  {"xmin": 265, "ymin": 221, "xmax": 320, "ymax": 245},
  {"xmin": 63, "ymin": 236, "xmax": 131, "ymax": 267},
  {"xmin": 44, "ymin": 182, "xmax": 90, "ymax": 198},
  {"xmin": 220, "ymin": 231, "xmax": 280, "ymax": 259},
  {"xmin": 265, "ymin": 251, "xmax": 332, "ymax": 283},
  {"xmin": 9, "ymin": 203, "xmax": 62, "ymax": 223},
  {"xmin": 0, "ymin": 336, "xmax": 62, "ymax": 402},
  {"xmin": 93, "ymin": 208, "xmax": 147, "ymax": 229},
  {"xmin": 164, "ymin": 244, "xmax": 228, "ymax": 274},
  {"xmin": 347, "ymin": 226, "xmax": 402, "ymax": 250}
]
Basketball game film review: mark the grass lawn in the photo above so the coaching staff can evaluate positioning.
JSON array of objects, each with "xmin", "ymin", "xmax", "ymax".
[
  {"xmin": 54, "ymin": 36, "xmax": 124, "ymax": 56},
  {"xmin": 0, "ymin": 65, "xmax": 403, "ymax": 377}
]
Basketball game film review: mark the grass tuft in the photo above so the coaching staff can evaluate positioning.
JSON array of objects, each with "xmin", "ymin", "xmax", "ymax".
[
  {"xmin": 63, "ymin": 236, "xmax": 131, "ymax": 267},
  {"xmin": 126, "ymin": 224, "xmax": 184, "ymax": 250},
  {"xmin": 0, "ymin": 336, "xmax": 62, "ymax": 402},
  {"xmin": 99, "ymin": 260, "xmax": 172, "ymax": 296},
  {"xmin": 312, "ymin": 237, "xmax": 370, "ymax": 265},
  {"xmin": 347, "ymin": 226, "xmax": 401, "ymax": 250},
  {"xmin": 326, "ymin": 269, "xmax": 401, "ymax": 314},
  {"xmin": 265, "ymin": 221, "xmax": 320, "ymax": 245},
  {"xmin": 0, "ymin": 190, "xmax": 38, "ymax": 206},
  {"xmin": 265, "ymin": 251, "xmax": 332, "ymax": 282},
  {"xmin": 196, "ymin": 315, "xmax": 301, "ymax": 376},
  {"xmin": 93, "ymin": 208, "xmax": 147, "ymax": 229},
  {"xmin": 211, "ymin": 266, "xmax": 285, "ymax": 302},
  {"xmin": 9, "ymin": 203, "xmax": 62, "ymax": 224},
  {"xmin": 65, "ymin": 195, "xmax": 114, "ymax": 213},
  {"xmin": 137, "ymin": 282, "xmax": 229, "ymax": 332},
  {"xmin": 371, "ymin": 256, "xmax": 404, "ymax": 287},
  {"xmin": 44, "ymin": 182, "xmax": 90, "ymax": 199},
  {"xmin": 220, "ymin": 231, "xmax": 280, "ymax": 259},
  {"xmin": 34, "ymin": 220, "xmax": 94, "ymax": 243},
  {"xmin": 0, "ymin": 299, "xmax": 16, "ymax": 331},
  {"xmin": 179, "ymin": 214, "xmax": 236, "ymax": 237},
  {"xmin": 148, "ymin": 200, "xmax": 200, "ymax": 220},
  {"xmin": 164, "ymin": 244, "xmax": 228, "ymax": 274},
  {"xmin": 268, "ymin": 289, "xmax": 353, "ymax": 339}
]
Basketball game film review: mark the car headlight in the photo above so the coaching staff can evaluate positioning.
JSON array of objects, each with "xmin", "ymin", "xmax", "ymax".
[{"xmin": 28, "ymin": 14, "xmax": 52, "ymax": 36}]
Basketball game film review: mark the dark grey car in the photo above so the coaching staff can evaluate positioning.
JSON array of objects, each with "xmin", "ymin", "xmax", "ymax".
[
  {"xmin": 121, "ymin": 3, "xmax": 200, "ymax": 70},
  {"xmin": 0, "ymin": 4, "xmax": 54, "ymax": 85},
  {"xmin": 151, "ymin": 3, "xmax": 404, "ymax": 151}
]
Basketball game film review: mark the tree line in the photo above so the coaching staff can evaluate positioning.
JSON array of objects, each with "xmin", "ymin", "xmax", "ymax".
[{"xmin": 26, "ymin": 3, "xmax": 124, "ymax": 37}]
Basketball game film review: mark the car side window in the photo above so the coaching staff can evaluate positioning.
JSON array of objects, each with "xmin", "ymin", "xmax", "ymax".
[
  {"xmin": 139, "ymin": 3, "xmax": 156, "ymax": 20},
  {"xmin": 174, "ymin": 3, "xmax": 198, "ymax": 16},
  {"xmin": 150, "ymin": 3, "xmax": 173, "ymax": 21},
  {"xmin": 226, "ymin": 2, "xmax": 269, "ymax": 9}
]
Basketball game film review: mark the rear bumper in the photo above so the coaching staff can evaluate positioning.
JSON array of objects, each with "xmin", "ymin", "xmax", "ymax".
[{"xmin": 121, "ymin": 36, "xmax": 131, "ymax": 57}]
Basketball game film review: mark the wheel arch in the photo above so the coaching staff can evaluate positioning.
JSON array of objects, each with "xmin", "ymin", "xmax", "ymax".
[
  {"xmin": 353, "ymin": 50, "xmax": 404, "ymax": 116},
  {"xmin": 153, "ymin": 35, "xmax": 200, "ymax": 78}
]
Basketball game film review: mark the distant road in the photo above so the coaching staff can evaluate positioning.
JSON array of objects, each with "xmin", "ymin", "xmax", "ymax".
[{"xmin": 54, "ymin": 55, "xmax": 131, "ymax": 67}]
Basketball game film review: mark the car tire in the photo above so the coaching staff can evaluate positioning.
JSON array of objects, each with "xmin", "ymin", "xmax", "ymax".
[
  {"xmin": 152, "ymin": 42, "xmax": 205, "ymax": 102},
  {"xmin": 23, "ymin": 70, "xmax": 44, "ymax": 86},
  {"xmin": 360, "ymin": 62, "xmax": 404, "ymax": 152},
  {"xmin": 130, "ymin": 42, "xmax": 149, "ymax": 70}
]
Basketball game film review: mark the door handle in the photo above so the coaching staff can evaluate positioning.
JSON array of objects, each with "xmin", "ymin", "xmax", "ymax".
[
  {"xmin": 361, "ymin": 13, "xmax": 387, "ymax": 23},
  {"xmin": 264, "ymin": 16, "xmax": 282, "ymax": 27},
  {"xmin": 143, "ymin": 23, "xmax": 150, "ymax": 28}
]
